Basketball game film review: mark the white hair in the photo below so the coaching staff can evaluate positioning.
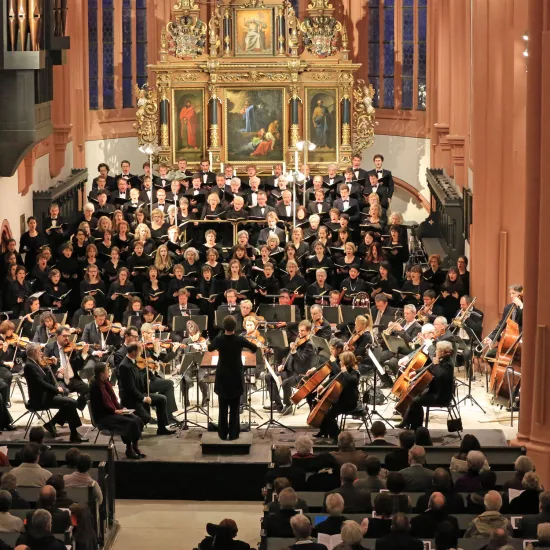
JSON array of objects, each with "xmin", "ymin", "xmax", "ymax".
[
  {"xmin": 421, "ymin": 323, "xmax": 435, "ymax": 335},
  {"xmin": 404, "ymin": 304, "xmax": 416, "ymax": 313}
]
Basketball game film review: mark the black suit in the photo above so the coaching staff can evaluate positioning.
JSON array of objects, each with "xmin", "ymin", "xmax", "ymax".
[
  {"xmin": 375, "ymin": 532, "xmax": 424, "ymax": 550},
  {"xmin": 92, "ymin": 175, "xmax": 117, "ymax": 191},
  {"xmin": 200, "ymin": 171, "xmax": 217, "ymax": 186},
  {"xmin": 249, "ymin": 205, "xmax": 275, "ymax": 219},
  {"xmin": 258, "ymin": 226, "xmax": 286, "ymax": 245},
  {"xmin": 275, "ymin": 203, "xmax": 296, "ymax": 221},
  {"xmin": 138, "ymin": 188, "xmax": 157, "ymax": 204},
  {"xmin": 109, "ymin": 190, "xmax": 130, "ymax": 206},
  {"xmin": 306, "ymin": 201, "xmax": 332, "ymax": 215},
  {"xmin": 26, "ymin": 506, "xmax": 70, "ymax": 533},
  {"xmin": 333, "ymin": 197, "xmax": 360, "ymax": 223},
  {"xmin": 521, "ymin": 512, "xmax": 550, "ymax": 538},
  {"xmin": 324, "ymin": 482, "xmax": 372, "ymax": 513},
  {"xmin": 336, "ymin": 181, "xmax": 363, "ymax": 201},
  {"xmin": 263, "ymin": 509, "xmax": 299, "ymax": 538},
  {"xmin": 410, "ymin": 509, "xmax": 459, "ymax": 539},
  {"xmin": 315, "ymin": 515, "xmax": 347, "ymax": 535},
  {"xmin": 350, "ymin": 167, "xmax": 369, "ymax": 181},
  {"xmin": 367, "ymin": 168, "xmax": 395, "ymax": 197},
  {"xmin": 207, "ymin": 333, "xmax": 257, "ymax": 440},
  {"xmin": 116, "ymin": 173, "xmax": 141, "ymax": 189},
  {"xmin": 23, "ymin": 359, "xmax": 82, "ymax": 433},
  {"xmin": 323, "ymin": 175, "xmax": 344, "ymax": 190},
  {"xmin": 363, "ymin": 183, "xmax": 391, "ymax": 208},
  {"xmin": 367, "ymin": 438, "xmax": 396, "ymax": 446}
]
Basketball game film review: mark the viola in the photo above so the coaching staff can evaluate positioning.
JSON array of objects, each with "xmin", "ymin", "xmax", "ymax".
[
  {"xmin": 63, "ymin": 342, "xmax": 100, "ymax": 353},
  {"xmin": 311, "ymin": 319, "xmax": 323, "ymax": 335}
]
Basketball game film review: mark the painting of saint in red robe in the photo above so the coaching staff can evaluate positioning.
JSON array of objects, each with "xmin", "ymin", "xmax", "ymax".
[{"xmin": 179, "ymin": 100, "xmax": 198, "ymax": 149}]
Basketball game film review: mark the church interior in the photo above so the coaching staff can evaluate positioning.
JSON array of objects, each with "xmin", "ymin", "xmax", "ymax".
[{"xmin": 0, "ymin": 0, "xmax": 548, "ymax": 549}]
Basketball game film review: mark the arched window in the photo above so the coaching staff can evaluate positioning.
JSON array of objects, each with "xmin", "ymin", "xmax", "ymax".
[{"xmin": 368, "ymin": 0, "xmax": 427, "ymax": 111}]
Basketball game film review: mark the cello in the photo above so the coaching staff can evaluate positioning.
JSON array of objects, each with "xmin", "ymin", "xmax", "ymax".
[
  {"xmin": 291, "ymin": 361, "xmax": 332, "ymax": 405},
  {"xmin": 489, "ymin": 318, "xmax": 522, "ymax": 400},
  {"xmin": 307, "ymin": 372, "xmax": 344, "ymax": 428},
  {"xmin": 394, "ymin": 366, "xmax": 434, "ymax": 416},
  {"xmin": 391, "ymin": 344, "xmax": 431, "ymax": 398}
]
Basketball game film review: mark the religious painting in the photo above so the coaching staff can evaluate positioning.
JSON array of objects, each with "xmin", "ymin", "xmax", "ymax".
[
  {"xmin": 171, "ymin": 88, "xmax": 206, "ymax": 164},
  {"xmin": 305, "ymin": 87, "xmax": 339, "ymax": 163},
  {"xmin": 234, "ymin": 7, "xmax": 275, "ymax": 57},
  {"xmin": 224, "ymin": 87, "xmax": 286, "ymax": 164}
]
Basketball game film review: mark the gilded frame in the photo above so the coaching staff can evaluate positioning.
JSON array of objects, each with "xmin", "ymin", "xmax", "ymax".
[
  {"xmin": 233, "ymin": 7, "xmax": 276, "ymax": 57},
  {"xmin": 223, "ymin": 86, "xmax": 287, "ymax": 165},
  {"xmin": 171, "ymin": 87, "xmax": 207, "ymax": 165},
  {"xmin": 305, "ymin": 86, "xmax": 340, "ymax": 164}
]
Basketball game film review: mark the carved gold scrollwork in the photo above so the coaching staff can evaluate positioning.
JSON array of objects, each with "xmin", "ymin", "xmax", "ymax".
[
  {"xmin": 173, "ymin": 0, "xmax": 198, "ymax": 10},
  {"xmin": 243, "ymin": 0, "xmax": 266, "ymax": 7},
  {"xmin": 210, "ymin": 124, "xmax": 220, "ymax": 148},
  {"xmin": 172, "ymin": 72, "xmax": 198, "ymax": 82},
  {"xmin": 310, "ymin": 73, "xmax": 333, "ymax": 81},
  {"xmin": 290, "ymin": 124, "xmax": 300, "ymax": 147},
  {"xmin": 339, "ymin": 72, "xmax": 353, "ymax": 100},
  {"xmin": 208, "ymin": 4, "xmax": 221, "ymax": 58},
  {"xmin": 133, "ymin": 84, "xmax": 159, "ymax": 148},
  {"xmin": 308, "ymin": 0, "xmax": 333, "ymax": 9},
  {"xmin": 352, "ymin": 79, "xmax": 377, "ymax": 156},
  {"xmin": 288, "ymin": 85, "xmax": 302, "ymax": 103},
  {"xmin": 166, "ymin": 15, "xmax": 207, "ymax": 59}
]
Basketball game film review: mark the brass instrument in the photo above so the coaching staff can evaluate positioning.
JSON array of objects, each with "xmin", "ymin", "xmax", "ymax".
[
  {"xmin": 352, "ymin": 292, "xmax": 370, "ymax": 308},
  {"xmin": 451, "ymin": 297, "xmax": 477, "ymax": 329},
  {"xmin": 416, "ymin": 295, "xmax": 440, "ymax": 324},
  {"xmin": 383, "ymin": 318, "xmax": 404, "ymax": 336}
]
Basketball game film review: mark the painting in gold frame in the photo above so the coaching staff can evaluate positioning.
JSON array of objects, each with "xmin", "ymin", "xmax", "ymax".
[
  {"xmin": 234, "ymin": 7, "xmax": 275, "ymax": 57},
  {"xmin": 171, "ymin": 88, "xmax": 206, "ymax": 164},
  {"xmin": 305, "ymin": 87, "xmax": 339, "ymax": 164},
  {"xmin": 224, "ymin": 87, "xmax": 286, "ymax": 164}
]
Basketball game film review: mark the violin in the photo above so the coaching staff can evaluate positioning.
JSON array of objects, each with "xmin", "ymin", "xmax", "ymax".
[
  {"xmin": 40, "ymin": 357, "xmax": 57, "ymax": 367},
  {"xmin": 311, "ymin": 319, "xmax": 323, "ymax": 335},
  {"xmin": 63, "ymin": 342, "xmax": 100, "ymax": 353},
  {"xmin": 5, "ymin": 335, "xmax": 32, "ymax": 348},
  {"xmin": 136, "ymin": 356, "xmax": 159, "ymax": 370},
  {"xmin": 99, "ymin": 321, "xmax": 124, "ymax": 333},
  {"xmin": 345, "ymin": 329, "xmax": 366, "ymax": 352},
  {"xmin": 143, "ymin": 339, "xmax": 173, "ymax": 349}
]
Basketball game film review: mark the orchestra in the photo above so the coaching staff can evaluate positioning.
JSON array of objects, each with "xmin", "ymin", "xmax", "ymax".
[{"xmin": 0, "ymin": 158, "xmax": 524, "ymax": 443}]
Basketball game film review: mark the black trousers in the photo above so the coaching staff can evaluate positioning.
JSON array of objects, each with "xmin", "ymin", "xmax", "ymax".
[
  {"xmin": 133, "ymin": 393, "xmax": 169, "ymax": 430},
  {"xmin": 149, "ymin": 377, "xmax": 177, "ymax": 416},
  {"xmin": 402, "ymin": 394, "xmax": 451, "ymax": 430},
  {"xmin": 59, "ymin": 378, "xmax": 89, "ymax": 411},
  {"xmin": 218, "ymin": 396, "xmax": 240, "ymax": 440},
  {"xmin": 268, "ymin": 372, "xmax": 296, "ymax": 407},
  {"xmin": 0, "ymin": 368, "xmax": 13, "ymax": 402},
  {"xmin": 319, "ymin": 401, "xmax": 355, "ymax": 439},
  {"xmin": 97, "ymin": 414, "xmax": 144, "ymax": 445},
  {"xmin": 45, "ymin": 395, "xmax": 82, "ymax": 432}
]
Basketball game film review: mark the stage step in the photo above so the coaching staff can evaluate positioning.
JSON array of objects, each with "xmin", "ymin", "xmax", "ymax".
[{"xmin": 200, "ymin": 432, "xmax": 253, "ymax": 455}]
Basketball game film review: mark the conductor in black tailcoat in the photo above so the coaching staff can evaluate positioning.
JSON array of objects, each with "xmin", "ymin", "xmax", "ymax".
[{"xmin": 207, "ymin": 316, "xmax": 257, "ymax": 441}]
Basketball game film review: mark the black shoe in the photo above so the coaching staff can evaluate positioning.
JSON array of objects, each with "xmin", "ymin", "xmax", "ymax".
[
  {"xmin": 394, "ymin": 421, "xmax": 407, "ymax": 429},
  {"xmin": 313, "ymin": 432, "xmax": 327, "ymax": 438},
  {"xmin": 148, "ymin": 418, "xmax": 158, "ymax": 425},
  {"xmin": 125, "ymin": 449, "xmax": 140, "ymax": 459},
  {"xmin": 201, "ymin": 398, "xmax": 210, "ymax": 408},
  {"xmin": 157, "ymin": 427, "xmax": 176, "ymax": 435},
  {"xmin": 3, "ymin": 425, "xmax": 15, "ymax": 432},
  {"xmin": 133, "ymin": 448, "xmax": 147, "ymax": 459},
  {"xmin": 281, "ymin": 405, "xmax": 293, "ymax": 416},
  {"xmin": 43, "ymin": 422, "xmax": 57, "ymax": 437},
  {"xmin": 70, "ymin": 433, "xmax": 89, "ymax": 443}
]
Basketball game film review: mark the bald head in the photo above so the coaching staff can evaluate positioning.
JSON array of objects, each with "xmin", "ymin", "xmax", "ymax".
[
  {"xmin": 428, "ymin": 492, "xmax": 445, "ymax": 511},
  {"xmin": 38, "ymin": 485, "xmax": 56, "ymax": 507},
  {"xmin": 409, "ymin": 445, "xmax": 426, "ymax": 465},
  {"xmin": 484, "ymin": 490, "xmax": 502, "ymax": 512}
]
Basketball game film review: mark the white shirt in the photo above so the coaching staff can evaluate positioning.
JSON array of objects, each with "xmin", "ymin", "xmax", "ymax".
[
  {"xmin": 285, "ymin": 205, "xmax": 291, "ymax": 216},
  {"xmin": 342, "ymin": 200, "xmax": 349, "ymax": 209},
  {"xmin": 250, "ymin": 192, "xmax": 258, "ymax": 207},
  {"xmin": 57, "ymin": 343, "xmax": 74, "ymax": 384},
  {"xmin": 354, "ymin": 169, "xmax": 360, "ymax": 178},
  {"xmin": 377, "ymin": 170, "xmax": 383, "ymax": 178},
  {"xmin": 317, "ymin": 203, "xmax": 323, "ymax": 213},
  {"xmin": 203, "ymin": 174, "xmax": 208, "ymax": 183}
]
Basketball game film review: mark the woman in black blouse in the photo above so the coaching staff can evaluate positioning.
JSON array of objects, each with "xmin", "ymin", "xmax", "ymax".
[
  {"xmin": 232, "ymin": 245, "xmax": 252, "ymax": 278},
  {"xmin": 399, "ymin": 264, "xmax": 432, "ymax": 307},
  {"xmin": 79, "ymin": 264, "xmax": 106, "ymax": 307},
  {"xmin": 457, "ymin": 256, "xmax": 470, "ymax": 296},
  {"xmin": 112, "ymin": 220, "xmax": 133, "ymax": 260},
  {"xmin": 43, "ymin": 269, "xmax": 70, "ymax": 312},
  {"xmin": 7, "ymin": 266, "xmax": 32, "ymax": 317},
  {"xmin": 19, "ymin": 216, "xmax": 47, "ymax": 272},
  {"xmin": 306, "ymin": 240, "xmax": 334, "ymax": 284},
  {"xmin": 440, "ymin": 267, "xmax": 463, "ymax": 323},
  {"xmin": 107, "ymin": 267, "xmax": 136, "ymax": 322},
  {"xmin": 225, "ymin": 259, "xmax": 251, "ymax": 300},
  {"xmin": 142, "ymin": 266, "xmax": 167, "ymax": 319},
  {"xmin": 362, "ymin": 242, "xmax": 387, "ymax": 282},
  {"xmin": 254, "ymin": 262, "xmax": 279, "ymax": 306},
  {"xmin": 122, "ymin": 296, "xmax": 144, "ymax": 328},
  {"xmin": 370, "ymin": 261, "xmax": 399, "ymax": 304}
]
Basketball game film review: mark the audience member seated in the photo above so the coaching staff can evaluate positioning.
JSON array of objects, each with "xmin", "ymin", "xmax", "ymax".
[
  {"xmin": 63, "ymin": 453, "xmax": 103, "ymax": 504},
  {"xmin": 25, "ymin": 485, "xmax": 71, "ymax": 533},
  {"xmin": 385, "ymin": 472, "xmax": 412, "ymax": 513},
  {"xmin": 399, "ymin": 445, "xmax": 433, "ymax": 492},
  {"xmin": 480, "ymin": 527, "xmax": 509, "ymax": 550},
  {"xmin": 416, "ymin": 468, "xmax": 466, "ymax": 514},
  {"xmin": 367, "ymin": 421, "xmax": 395, "ymax": 446},
  {"xmin": 333, "ymin": 520, "xmax": 363, "ymax": 550},
  {"xmin": 0, "ymin": 473, "xmax": 29, "ymax": 509},
  {"xmin": 198, "ymin": 519, "xmax": 251, "ymax": 550},
  {"xmin": 315, "ymin": 493, "xmax": 347, "ymax": 535},
  {"xmin": 292, "ymin": 436, "xmax": 339, "ymax": 491},
  {"xmin": 374, "ymin": 512, "xmax": 424, "ymax": 550},
  {"xmin": 466, "ymin": 470, "xmax": 497, "ymax": 515},
  {"xmin": 45, "ymin": 475, "xmax": 74, "ymax": 509},
  {"xmin": 521, "ymin": 491, "xmax": 550, "ymax": 539},
  {"xmin": 265, "ymin": 446, "xmax": 306, "ymax": 491},
  {"xmin": 16, "ymin": 509, "xmax": 67, "ymax": 550},
  {"xmin": 11, "ymin": 443, "xmax": 52, "ymax": 488},
  {"xmin": 414, "ymin": 427, "xmax": 433, "ymax": 447},
  {"xmin": 434, "ymin": 520, "xmax": 460, "ymax": 550},
  {"xmin": 384, "ymin": 431, "xmax": 415, "ymax": 472},
  {"xmin": 289, "ymin": 514, "xmax": 327, "ymax": 550},
  {"xmin": 324, "ymin": 463, "xmax": 372, "ymax": 514},
  {"xmin": 69, "ymin": 503, "xmax": 98, "ymax": 550},
  {"xmin": 449, "ymin": 433, "xmax": 490, "ymax": 473},
  {"xmin": 409, "ymin": 492, "xmax": 459, "ymax": 539},
  {"xmin": 463, "ymin": 490, "xmax": 513, "ymax": 538},
  {"xmin": 365, "ymin": 492, "xmax": 393, "ymax": 538},
  {"xmin": 267, "ymin": 478, "xmax": 309, "ymax": 514},
  {"xmin": 0, "ymin": 490, "xmax": 24, "ymax": 533},
  {"xmin": 503, "ymin": 455, "xmax": 534, "ymax": 491},
  {"xmin": 454, "ymin": 450, "xmax": 486, "ymax": 492},
  {"xmin": 526, "ymin": 523, "xmax": 550, "ymax": 550},
  {"xmin": 507, "ymin": 471, "xmax": 543, "ymax": 514},
  {"xmin": 59, "ymin": 448, "xmax": 81, "ymax": 474},
  {"xmin": 330, "ymin": 432, "xmax": 368, "ymax": 471},
  {"xmin": 14, "ymin": 427, "xmax": 58, "ymax": 469},
  {"xmin": 263, "ymin": 487, "xmax": 299, "ymax": 538},
  {"xmin": 354, "ymin": 456, "xmax": 386, "ymax": 492}
]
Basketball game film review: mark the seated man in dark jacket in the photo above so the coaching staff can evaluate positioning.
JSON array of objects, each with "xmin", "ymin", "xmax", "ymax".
[
  {"xmin": 521, "ymin": 491, "xmax": 550, "ymax": 538},
  {"xmin": 416, "ymin": 468, "xmax": 466, "ymax": 514},
  {"xmin": 17, "ymin": 508, "xmax": 67, "ymax": 550},
  {"xmin": 14, "ymin": 426, "xmax": 58, "ymax": 468},
  {"xmin": 263, "ymin": 487, "xmax": 299, "ymax": 538},
  {"xmin": 264, "ymin": 446, "xmax": 306, "ymax": 491},
  {"xmin": 315, "ymin": 493, "xmax": 347, "ymax": 535},
  {"xmin": 409, "ymin": 492, "xmax": 459, "ymax": 539},
  {"xmin": 384, "ymin": 430, "xmax": 415, "ymax": 471},
  {"xmin": 25, "ymin": 485, "xmax": 71, "ymax": 533},
  {"xmin": 454, "ymin": 450, "xmax": 486, "ymax": 492},
  {"xmin": 324, "ymin": 463, "xmax": 372, "ymax": 514},
  {"xmin": 267, "ymin": 478, "xmax": 309, "ymax": 514},
  {"xmin": 374, "ymin": 513, "xmax": 424, "ymax": 550}
]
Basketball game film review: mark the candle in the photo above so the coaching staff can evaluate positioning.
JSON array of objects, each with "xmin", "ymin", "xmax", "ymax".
[
  {"xmin": 294, "ymin": 150, "xmax": 299, "ymax": 172},
  {"xmin": 208, "ymin": 151, "xmax": 213, "ymax": 167},
  {"xmin": 282, "ymin": 161, "xmax": 286, "ymax": 174},
  {"xmin": 221, "ymin": 162, "xmax": 224, "ymax": 172},
  {"xmin": 272, "ymin": 168, "xmax": 274, "ymax": 175}
]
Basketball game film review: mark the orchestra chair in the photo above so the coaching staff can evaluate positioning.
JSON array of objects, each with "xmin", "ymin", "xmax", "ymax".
[
  {"xmin": 9, "ymin": 371, "xmax": 26, "ymax": 404},
  {"xmin": 12, "ymin": 377, "xmax": 53, "ymax": 438},
  {"xmin": 339, "ymin": 406, "xmax": 373, "ymax": 442},
  {"xmin": 87, "ymin": 400, "xmax": 120, "ymax": 460},
  {"xmin": 424, "ymin": 393, "xmax": 463, "ymax": 439}
]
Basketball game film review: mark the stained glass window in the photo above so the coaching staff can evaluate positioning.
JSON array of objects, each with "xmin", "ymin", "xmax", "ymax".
[
  {"xmin": 368, "ymin": 0, "xmax": 380, "ymax": 108},
  {"xmin": 136, "ymin": 0, "xmax": 148, "ymax": 89},
  {"xmin": 402, "ymin": 2, "xmax": 414, "ymax": 109},
  {"xmin": 122, "ymin": 0, "xmax": 133, "ymax": 108},
  {"xmin": 417, "ymin": 0, "xmax": 427, "ymax": 110},
  {"xmin": 88, "ymin": 0, "xmax": 99, "ymax": 110},
  {"xmin": 102, "ymin": 0, "xmax": 115, "ymax": 109}
]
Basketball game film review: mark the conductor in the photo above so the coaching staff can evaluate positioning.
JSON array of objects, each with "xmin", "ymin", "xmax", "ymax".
[{"xmin": 208, "ymin": 315, "xmax": 258, "ymax": 441}]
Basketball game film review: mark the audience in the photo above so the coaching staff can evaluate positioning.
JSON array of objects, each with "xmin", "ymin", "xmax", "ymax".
[
  {"xmin": 45, "ymin": 475, "xmax": 74, "ymax": 509},
  {"xmin": 454, "ymin": 450, "xmax": 486, "ymax": 492},
  {"xmin": 463, "ymin": 490, "xmax": 513, "ymax": 538},
  {"xmin": 267, "ymin": 478, "xmax": 309, "ymax": 514},
  {"xmin": 63, "ymin": 453, "xmax": 103, "ymax": 504},
  {"xmin": 416, "ymin": 468, "xmax": 465, "ymax": 514},
  {"xmin": 503, "ymin": 455, "xmax": 534, "ymax": 490},
  {"xmin": 198, "ymin": 519, "xmax": 251, "ymax": 550},
  {"xmin": 368, "ymin": 422, "xmax": 395, "ymax": 446},
  {"xmin": 330, "ymin": 432, "xmax": 368, "ymax": 471},
  {"xmin": 292, "ymin": 436, "xmax": 339, "ymax": 491},
  {"xmin": 414, "ymin": 427, "xmax": 433, "ymax": 447},
  {"xmin": 466, "ymin": 469, "xmax": 497, "ymax": 514},
  {"xmin": 526, "ymin": 523, "xmax": 550, "ymax": 550},
  {"xmin": 265, "ymin": 447, "xmax": 306, "ymax": 491},
  {"xmin": 385, "ymin": 472, "xmax": 412, "ymax": 513},
  {"xmin": 315, "ymin": 493, "xmax": 347, "ymax": 535},
  {"xmin": 374, "ymin": 512, "xmax": 424, "ymax": 550},
  {"xmin": 289, "ymin": 514, "xmax": 326, "ymax": 550},
  {"xmin": 263, "ymin": 487, "xmax": 299, "ymax": 538},
  {"xmin": 365, "ymin": 492, "xmax": 393, "ymax": 538},
  {"xmin": 324, "ymin": 463, "xmax": 371, "ymax": 514},
  {"xmin": 434, "ymin": 520, "xmax": 459, "ymax": 550},
  {"xmin": 354, "ymin": 456, "xmax": 386, "ymax": 492},
  {"xmin": 0, "ymin": 473, "xmax": 30, "ymax": 509},
  {"xmin": 409, "ymin": 492, "xmax": 459, "ymax": 539},
  {"xmin": 0, "ymin": 490, "xmax": 24, "ymax": 533},
  {"xmin": 333, "ymin": 520, "xmax": 363, "ymax": 550},
  {"xmin": 25, "ymin": 485, "xmax": 71, "ymax": 533},
  {"xmin": 10, "ymin": 444, "xmax": 52, "ymax": 488},
  {"xmin": 61, "ymin": 448, "xmax": 81, "ymax": 474},
  {"xmin": 16, "ymin": 509, "xmax": 66, "ymax": 550},
  {"xmin": 399, "ymin": 445, "xmax": 433, "ymax": 492},
  {"xmin": 385, "ymin": 431, "xmax": 415, "ymax": 471},
  {"xmin": 507, "ymin": 471, "xmax": 543, "ymax": 514},
  {"xmin": 14, "ymin": 427, "xmax": 58, "ymax": 469},
  {"xmin": 482, "ymin": 527, "xmax": 509, "ymax": 550},
  {"xmin": 69, "ymin": 503, "xmax": 98, "ymax": 550},
  {"xmin": 522, "ymin": 491, "xmax": 550, "ymax": 538},
  {"xmin": 450, "ymin": 434, "xmax": 489, "ymax": 473}
]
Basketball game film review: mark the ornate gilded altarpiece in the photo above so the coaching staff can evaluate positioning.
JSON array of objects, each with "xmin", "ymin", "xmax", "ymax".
[{"xmin": 143, "ymin": 0, "xmax": 376, "ymax": 174}]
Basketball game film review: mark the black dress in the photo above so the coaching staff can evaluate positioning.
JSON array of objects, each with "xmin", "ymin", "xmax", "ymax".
[
  {"xmin": 207, "ymin": 333, "xmax": 257, "ymax": 440},
  {"xmin": 20, "ymin": 231, "xmax": 47, "ymax": 271}
]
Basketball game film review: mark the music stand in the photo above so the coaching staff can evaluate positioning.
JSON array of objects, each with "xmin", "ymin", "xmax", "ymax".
[
  {"xmin": 214, "ymin": 308, "xmax": 242, "ymax": 331},
  {"xmin": 77, "ymin": 315, "xmax": 94, "ymax": 332},
  {"xmin": 456, "ymin": 323, "xmax": 486, "ymax": 414},
  {"xmin": 340, "ymin": 306, "xmax": 370, "ymax": 325},
  {"xmin": 305, "ymin": 306, "xmax": 340, "ymax": 325},
  {"xmin": 258, "ymin": 304, "xmax": 297, "ymax": 324},
  {"xmin": 172, "ymin": 315, "xmax": 208, "ymax": 337},
  {"xmin": 310, "ymin": 335, "xmax": 331, "ymax": 361},
  {"xmin": 382, "ymin": 334, "xmax": 409, "ymax": 355},
  {"xmin": 366, "ymin": 349, "xmax": 393, "ymax": 427}
]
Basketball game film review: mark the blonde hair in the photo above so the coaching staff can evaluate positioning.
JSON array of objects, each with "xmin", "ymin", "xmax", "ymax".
[
  {"xmin": 154, "ymin": 244, "xmax": 173, "ymax": 271},
  {"xmin": 135, "ymin": 223, "xmax": 151, "ymax": 240},
  {"xmin": 341, "ymin": 520, "xmax": 363, "ymax": 544}
]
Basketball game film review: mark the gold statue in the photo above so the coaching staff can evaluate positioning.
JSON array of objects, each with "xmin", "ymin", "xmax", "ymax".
[{"xmin": 133, "ymin": 84, "xmax": 159, "ymax": 147}]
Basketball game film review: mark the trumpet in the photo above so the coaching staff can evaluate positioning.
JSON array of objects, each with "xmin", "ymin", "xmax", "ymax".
[
  {"xmin": 451, "ymin": 297, "xmax": 477, "ymax": 328},
  {"xmin": 383, "ymin": 318, "xmax": 404, "ymax": 336},
  {"xmin": 416, "ymin": 295, "xmax": 440, "ymax": 324}
]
